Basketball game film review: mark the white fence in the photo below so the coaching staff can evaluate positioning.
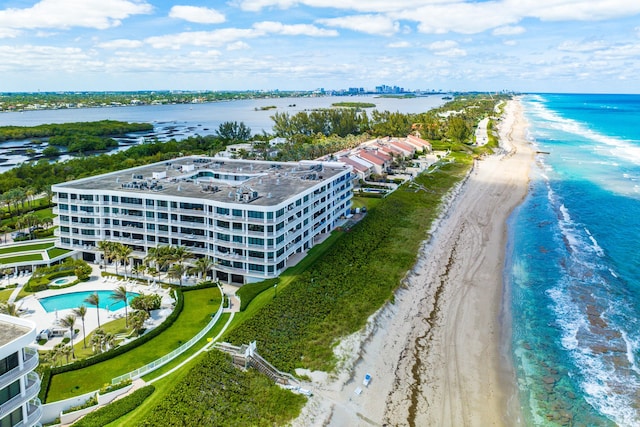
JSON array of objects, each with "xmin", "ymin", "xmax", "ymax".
[{"xmin": 111, "ymin": 284, "xmax": 225, "ymax": 384}]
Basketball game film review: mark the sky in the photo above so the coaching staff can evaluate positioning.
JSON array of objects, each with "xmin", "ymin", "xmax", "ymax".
[{"xmin": 1, "ymin": 0, "xmax": 640, "ymax": 93}]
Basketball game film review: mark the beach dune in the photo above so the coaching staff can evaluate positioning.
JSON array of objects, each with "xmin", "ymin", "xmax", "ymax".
[{"xmin": 293, "ymin": 99, "xmax": 532, "ymax": 427}]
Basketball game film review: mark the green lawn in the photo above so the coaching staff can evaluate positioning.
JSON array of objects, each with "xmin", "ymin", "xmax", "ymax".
[
  {"xmin": 0, "ymin": 242, "xmax": 55, "ymax": 255},
  {"xmin": 47, "ymin": 287, "xmax": 222, "ymax": 401},
  {"xmin": 0, "ymin": 253, "xmax": 43, "ymax": 265},
  {"xmin": 141, "ymin": 312, "xmax": 231, "ymax": 382},
  {"xmin": 0, "ymin": 289, "xmax": 14, "ymax": 302},
  {"xmin": 47, "ymin": 248, "xmax": 71, "ymax": 259}
]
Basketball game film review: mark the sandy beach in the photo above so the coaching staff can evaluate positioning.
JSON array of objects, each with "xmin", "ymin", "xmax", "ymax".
[{"xmin": 292, "ymin": 98, "xmax": 533, "ymax": 427}]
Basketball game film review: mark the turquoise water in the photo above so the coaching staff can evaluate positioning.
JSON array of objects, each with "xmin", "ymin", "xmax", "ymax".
[
  {"xmin": 507, "ymin": 94, "xmax": 640, "ymax": 426},
  {"xmin": 39, "ymin": 290, "xmax": 139, "ymax": 312}
]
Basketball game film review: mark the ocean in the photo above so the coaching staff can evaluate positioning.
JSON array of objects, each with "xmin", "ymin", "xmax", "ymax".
[{"xmin": 507, "ymin": 94, "xmax": 640, "ymax": 426}]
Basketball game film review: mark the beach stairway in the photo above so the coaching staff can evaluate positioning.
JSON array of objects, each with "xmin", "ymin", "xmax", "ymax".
[{"xmin": 213, "ymin": 341, "xmax": 298, "ymax": 386}]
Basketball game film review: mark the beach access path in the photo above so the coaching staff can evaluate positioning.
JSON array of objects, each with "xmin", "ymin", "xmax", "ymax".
[{"xmin": 292, "ymin": 99, "xmax": 532, "ymax": 427}]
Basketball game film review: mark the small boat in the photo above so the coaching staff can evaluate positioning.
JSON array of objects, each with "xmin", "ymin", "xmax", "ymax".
[{"xmin": 363, "ymin": 373, "xmax": 372, "ymax": 386}]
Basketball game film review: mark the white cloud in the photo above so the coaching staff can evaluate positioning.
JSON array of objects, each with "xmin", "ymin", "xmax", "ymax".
[
  {"xmin": 252, "ymin": 21, "xmax": 338, "ymax": 36},
  {"xmin": 0, "ymin": 0, "xmax": 152, "ymax": 30},
  {"xmin": 434, "ymin": 48, "xmax": 466, "ymax": 57},
  {"xmin": 557, "ymin": 40, "xmax": 608, "ymax": 52},
  {"xmin": 387, "ymin": 41, "xmax": 411, "ymax": 48},
  {"xmin": 227, "ymin": 41, "xmax": 251, "ymax": 51},
  {"xmin": 0, "ymin": 28, "xmax": 20, "ymax": 38},
  {"xmin": 236, "ymin": 0, "xmax": 442, "ymax": 13},
  {"xmin": 169, "ymin": 6, "xmax": 226, "ymax": 24},
  {"xmin": 145, "ymin": 28, "xmax": 260, "ymax": 49},
  {"xmin": 427, "ymin": 40, "xmax": 466, "ymax": 57},
  {"xmin": 492, "ymin": 25, "xmax": 525, "ymax": 36},
  {"xmin": 428, "ymin": 40, "xmax": 459, "ymax": 50},
  {"xmin": 97, "ymin": 39, "xmax": 144, "ymax": 49},
  {"xmin": 317, "ymin": 14, "xmax": 399, "ymax": 36}
]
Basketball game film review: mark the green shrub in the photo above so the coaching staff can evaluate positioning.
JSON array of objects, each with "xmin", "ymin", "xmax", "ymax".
[
  {"xmin": 99, "ymin": 379, "xmax": 132, "ymax": 394},
  {"xmin": 65, "ymin": 395, "xmax": 98, "ymax": 413},
  {"xmin": 72, "ymin": 385, "xmax": 155, "ymax": 427},
  {"xmin": 236, "ymin": 278, "xmax": 279, "ymax": 311},
  {"xmin": 137, "ymin": 351, "xmax": 304, "ymax": 426}
]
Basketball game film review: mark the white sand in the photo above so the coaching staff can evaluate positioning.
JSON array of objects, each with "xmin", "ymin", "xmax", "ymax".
[{"xmin": 292, "ymin": 98, "xmax": 532, "ymax": 427}]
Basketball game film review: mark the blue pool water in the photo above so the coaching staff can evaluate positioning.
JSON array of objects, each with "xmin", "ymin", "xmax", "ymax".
[
  {"xmin": 39, "ymin": 290, "xmax": 139, "ymax": 312},
  {"xmin": 507, "ymin": 94, "xmax": 640, "ymax": 426},
  {"xmin": 53, "ymin": 277, "xmax": 72, "ymax": 285}
]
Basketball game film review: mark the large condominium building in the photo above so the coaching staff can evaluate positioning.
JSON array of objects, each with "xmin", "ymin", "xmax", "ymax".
[
  {"xmin": 0, "ymin": 314, "xmax": 41, "ymax": 427},
  {"xmin": 52, "ymin": 156, "xmax": 353, "ymax": 285}
]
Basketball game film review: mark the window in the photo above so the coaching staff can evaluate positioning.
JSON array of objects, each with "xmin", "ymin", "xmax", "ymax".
[
  {"xmin": 232, "ymin": 209, "xmax": 243, "ymax": 217},
  {"xmin": 248, "ymin": 250, "xmax": 263, "ymax": 259},
  {"xmin": 276, "ymin": 208, "xmax": 285, "ymax": 218},
  {"xmin": 0, "ymin": 352, "xmax": 18, "ymax": 376},
  {"xmin": 248, "ymin": 224, "xmax": 264, "ymax": 233},
  {"xmin": 0, "ymin": 379, "xmax": 20, "ymax": 405},
  {"xmin": 249, "ymin": 264, "xmax": 265, "ymax": 272},
  {"xmin": 217, "ymin": 220, "xmax": 230, "ymax": 229},
  {"xmin": 216, "ymin": 207, "xmax": 230, "ymax": 215},
  {"xmin": 146, "ymin": 199, "xmax": 154, "ymax": 206},
  {"xmin": 217, "ymin": 233, "xmax": 230, "ymax": 241},
  {"xmin": 233, "ymin": 235, "xmax": 243, "ymax": 243},
  {"xmin": 157, "ymin": 200, "xmax": 168, "ymax": 208},
  {"xmin": 248, "ymin": 210, "xmax": 264, "ymax": 219},
  {"xmin": 248, "ymin": 237, "xmax": 264, "ymax": 246},
  {"xmin": 0, "ymin": 407, "xmax": 23, "ymax": 427}
]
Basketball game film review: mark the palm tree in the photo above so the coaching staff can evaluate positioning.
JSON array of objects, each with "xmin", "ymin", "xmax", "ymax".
[
  {"xmin": 58, "ymin": 314, "xmax": 76, "ymax": 359},
  {"xmin": 0, "ymin": 302, "xmax": 19, "ymax": 317},
  {"xmin": 132, "ymin": 263, "xmax": 145, "ymax": 279},
  {"xmin": 110, "ymin": 285, "xmax": 129, "ymax": 327},
  {"xmin": 73, "ymin": 305, "xmax": 88, "ymax": 348},
  {"xmin": 116, "ymin": 244, "xmax": 133, "ymax": 278},
  {"xmin": 90, "ymin": 328, "xmax": 105, "ymax": 354},
  {"xmin": 129, "ymin": 310, "xmax": 149, "ymax": 336},
  {"xmin": 84, "ymin": 292, "xmax": 101, "ymax": 328},
  {"xmin": 190, "ymin": 257, "xmax": 215, "ymax": 281},
  {"xmin": 168, "ymin": 263, "xmax": 187, "ymax": 286},
  {"xmin": 2, "ymin": 268, "xmax": 14, "ymax": 287}
]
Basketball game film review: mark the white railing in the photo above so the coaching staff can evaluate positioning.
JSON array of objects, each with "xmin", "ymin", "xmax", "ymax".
[{"xmin": 111, "ymin": 284, "xmax": 224, "ymax": 384}]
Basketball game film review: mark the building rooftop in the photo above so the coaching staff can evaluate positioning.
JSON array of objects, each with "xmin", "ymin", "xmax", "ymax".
[
  {"xmin": 54, "ymin": 156, "xmax": 351, "ymax": 206},
  {"xmin": 0, "ymin": 319, "xmax": 31, "ymax": 347}
]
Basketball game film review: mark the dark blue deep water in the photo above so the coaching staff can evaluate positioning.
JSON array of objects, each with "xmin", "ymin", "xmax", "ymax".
[{"xmin": 507, "ymin": 94, "xmax": 640, "ymax": 426}]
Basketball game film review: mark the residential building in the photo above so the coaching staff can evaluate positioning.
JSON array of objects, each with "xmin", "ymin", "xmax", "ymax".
[
  {"xmin": 52, "ymin": 157, "xmax": 353, "ymax": 285},
  {"xmin": 0, "ymin": 314, "xmax": 41, "ymax": 427}
]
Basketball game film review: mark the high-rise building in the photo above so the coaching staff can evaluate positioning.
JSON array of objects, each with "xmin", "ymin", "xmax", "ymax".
[
  {"xmin": 0, "ymin": 314, "xmax": 41, "ymax": 427},
  {"xmin": 52, "ymin": 156, "xmax": 353, "ymax": 285}
]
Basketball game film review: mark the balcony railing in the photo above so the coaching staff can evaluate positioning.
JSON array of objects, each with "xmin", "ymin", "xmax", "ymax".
[
  {"xmin": 13, "ymin": 398, "xmax": 42, "ymax": 427},
  {"xmin": 0, "ymin": 372, "xmax": 40, "ymax": 419},
  {"xmin": 0, "ymin": 348, "xmax": 38, "ymax": 391}
]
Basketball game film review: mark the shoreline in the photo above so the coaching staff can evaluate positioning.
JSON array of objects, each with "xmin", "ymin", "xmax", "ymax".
[{"xmin": 293, "ymin": 98, "xmax": 533, "ymax": 426}]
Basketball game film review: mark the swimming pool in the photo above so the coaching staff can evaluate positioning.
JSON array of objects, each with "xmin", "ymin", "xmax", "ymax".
[
  {"xmin": 52, "ymin": 277, "xmax": 75, "ymax": 286},
  {"xmin": 39, "ymin": 290, "xmax": 140, "ymax": 313}
]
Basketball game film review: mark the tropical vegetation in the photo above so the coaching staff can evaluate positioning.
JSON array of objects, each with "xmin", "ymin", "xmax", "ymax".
[{"xmin": 136, "ymin": 350, "xmax": 306, "ymax": 426}]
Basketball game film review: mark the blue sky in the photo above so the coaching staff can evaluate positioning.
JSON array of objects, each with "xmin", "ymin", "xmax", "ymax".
[{"xmin": 1, "ymin": 0, "xmax": 640, "ymax": 93}]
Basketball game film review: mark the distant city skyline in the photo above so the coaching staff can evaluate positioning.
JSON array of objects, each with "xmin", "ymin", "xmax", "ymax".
[{"xmin": 1, "ymin": 1, "xmax": 640, "ymax": 94}]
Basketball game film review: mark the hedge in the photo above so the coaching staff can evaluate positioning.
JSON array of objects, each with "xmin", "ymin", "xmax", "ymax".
[
  {"xmin": 72, "ymin": 385, "xmax": 155, "ymax": 427},
  {"xmin": 236, "ymin": 278, "xmax": 279, "ymax": 311}
]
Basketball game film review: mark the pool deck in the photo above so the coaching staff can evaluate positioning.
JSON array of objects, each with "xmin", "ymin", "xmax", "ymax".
[{"xmin": 10, "ymin": 264, "xmax": 174, "ymax": 351}]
